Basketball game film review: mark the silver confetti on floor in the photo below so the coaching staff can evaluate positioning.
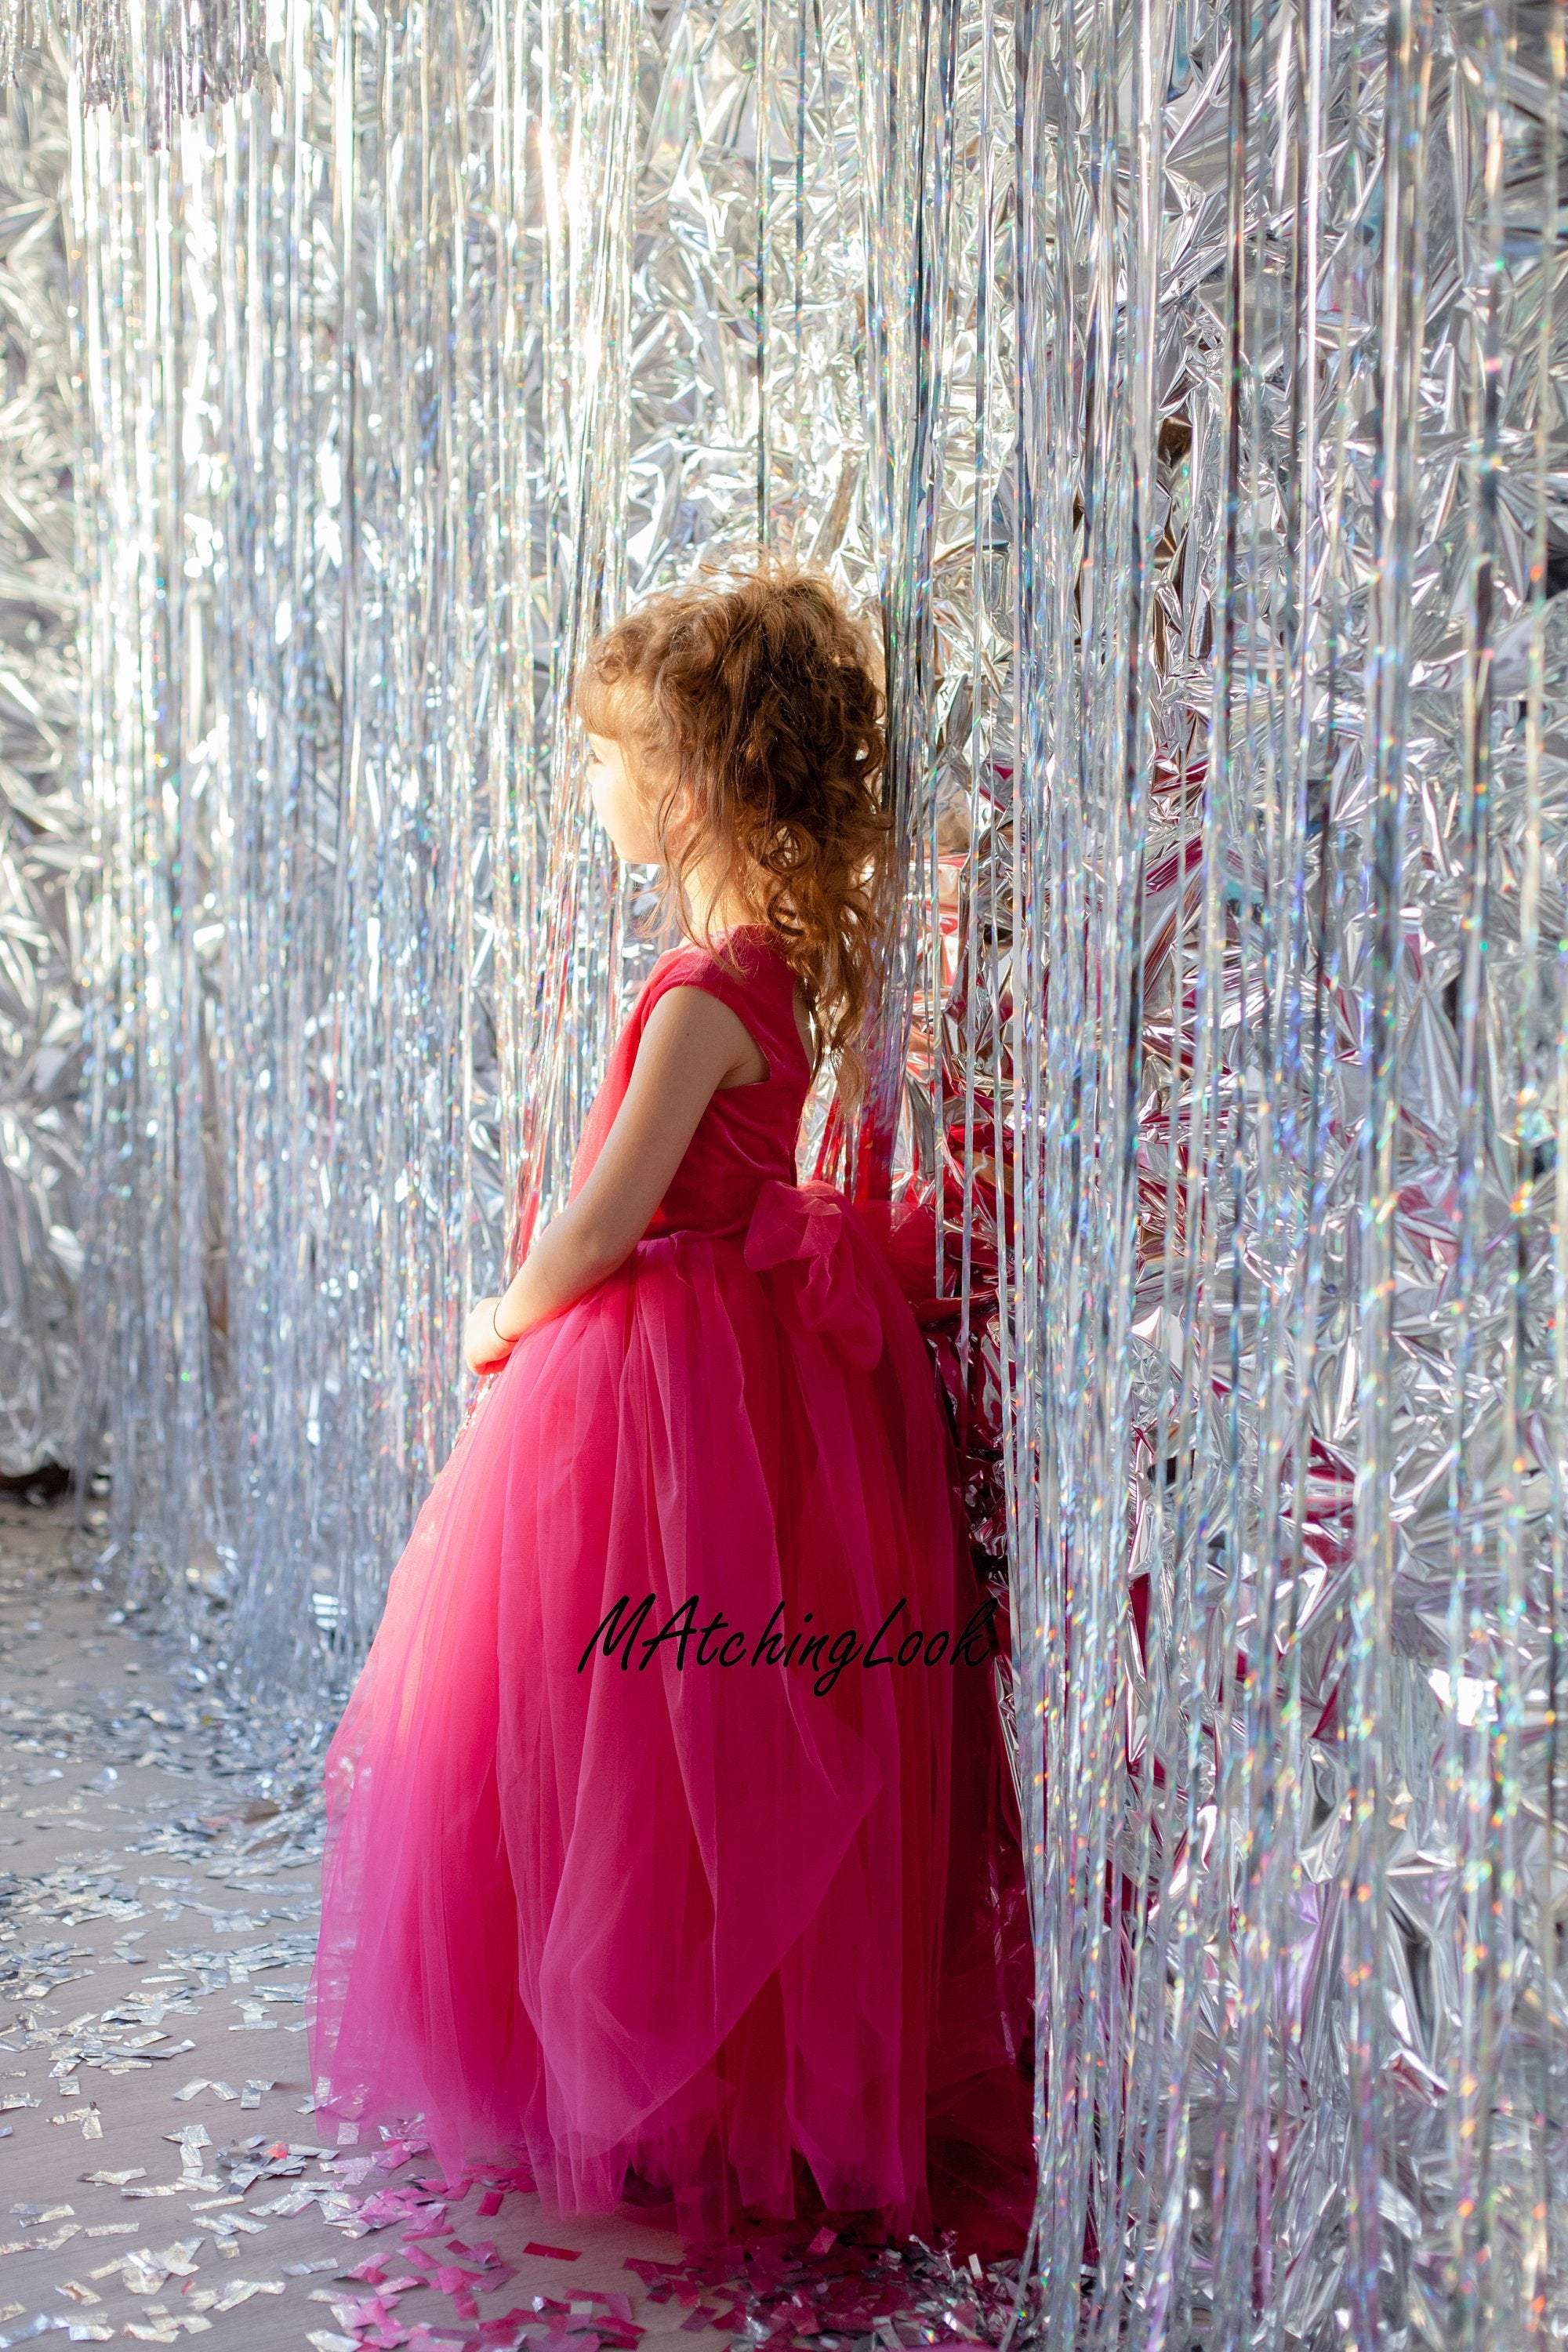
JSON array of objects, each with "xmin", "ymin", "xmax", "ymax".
[{"xmin": 0, "ymin": 1493, "xmax": 1037, "ymax": 2352}]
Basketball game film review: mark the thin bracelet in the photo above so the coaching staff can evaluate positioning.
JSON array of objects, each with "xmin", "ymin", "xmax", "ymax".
[{"xmin": 490, "ymin": 1298, "xmax": 507, "ymax": 1345}]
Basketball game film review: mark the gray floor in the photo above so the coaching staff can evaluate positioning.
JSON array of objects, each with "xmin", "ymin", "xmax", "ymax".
[{"xmin": 0, "ymin": 1493, "xmax": 746, "ymax": 2352}]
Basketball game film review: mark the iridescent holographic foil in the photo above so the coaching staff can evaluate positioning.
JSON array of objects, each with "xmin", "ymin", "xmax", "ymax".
[{"xmin": 39, "ymin": 0, "xmax": 1568, "ymax": 2340}]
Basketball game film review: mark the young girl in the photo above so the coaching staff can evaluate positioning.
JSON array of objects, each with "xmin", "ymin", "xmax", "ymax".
[{"xmin": 305, "ymin": 557, "xmax": 1036, "ymax": 2259}]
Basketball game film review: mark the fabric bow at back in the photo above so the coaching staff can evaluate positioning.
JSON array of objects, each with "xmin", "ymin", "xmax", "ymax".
[{"xmin": 742, "ymin": 1178, "xmax": 885, "ymax": 1371}]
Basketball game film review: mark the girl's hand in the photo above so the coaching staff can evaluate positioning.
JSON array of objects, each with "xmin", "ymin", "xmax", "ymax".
[{"xmin": 464, "ymin": 1298, "xmax": 515, "ymax": 1377}]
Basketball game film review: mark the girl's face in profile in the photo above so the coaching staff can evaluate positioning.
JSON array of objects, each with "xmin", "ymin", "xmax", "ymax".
[{"xmin": 586, "ymin": 731, "xmax": 666, "ymax": 866}]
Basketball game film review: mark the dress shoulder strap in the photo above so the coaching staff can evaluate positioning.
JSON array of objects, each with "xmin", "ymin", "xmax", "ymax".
[
  {"xmin": 569, "ymin": 931, "xmax": 803, "ymax": 1201},
  {"xmin": 638, "ymin": 930, "xmax": 805, "ymax": 1080}
]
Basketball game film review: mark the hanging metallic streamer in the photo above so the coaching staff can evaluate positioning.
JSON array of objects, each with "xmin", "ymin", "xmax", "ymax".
[
  {"xmin": 986, "ymin": 0, "xmax": 1568, "ymax": 2339},
  {"xmin": 27, "ymin": 0, "xmax": 1568, "ymax": 2336},
  {"xmin": 0, "ymin": 0, "xmax": 265, "ymax": 149}
]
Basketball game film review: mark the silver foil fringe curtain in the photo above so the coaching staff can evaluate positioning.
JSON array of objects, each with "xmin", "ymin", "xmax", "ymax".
[
  {"xmin": 2, "ymin": 0, "xmax": 1563, "ymax": 2339},
  {"xmin": 0, "ymin": 0, "xmax": 265, "ymax": 149}
]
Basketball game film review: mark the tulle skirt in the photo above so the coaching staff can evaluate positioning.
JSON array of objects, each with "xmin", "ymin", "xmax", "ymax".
[{"xmin": 306, "ymin": 1181, "xmax": 1036, "ymax": 2254}]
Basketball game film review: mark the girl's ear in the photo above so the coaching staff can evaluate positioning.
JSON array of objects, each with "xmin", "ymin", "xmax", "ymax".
[{"xmin": 660, "ymin": 769, "xmax": 704, "ymax": 844}]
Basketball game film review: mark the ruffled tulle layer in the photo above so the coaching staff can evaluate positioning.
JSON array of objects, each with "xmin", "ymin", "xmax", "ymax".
[{"xmin": 306, "ymin": 1181, "xmax": 1035, "ymax": 2253}]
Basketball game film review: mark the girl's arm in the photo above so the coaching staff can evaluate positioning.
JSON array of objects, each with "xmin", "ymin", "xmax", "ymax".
[{"xmin": 487, "ymin": 985, "xmax": 762, "ymax": 1346}]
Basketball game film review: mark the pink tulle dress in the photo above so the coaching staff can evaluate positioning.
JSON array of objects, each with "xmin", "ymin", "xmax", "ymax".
[{"xmin": 306, "ymin": 924, "xmax": 1036, "ymax": 2255}]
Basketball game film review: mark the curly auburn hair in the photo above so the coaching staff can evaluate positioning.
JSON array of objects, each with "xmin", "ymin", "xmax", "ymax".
[{"xmin": 570, "ymin": 551, "xmax": 897, "ymax": 1115}]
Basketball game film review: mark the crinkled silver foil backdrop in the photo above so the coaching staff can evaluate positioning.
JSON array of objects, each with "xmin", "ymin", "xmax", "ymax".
[
  {"xmin": 0, "ymin": 48, "xmax": 84, "ymax": 1480},
  {"xmin": 7, "ymin": 0, "xmax": 1564, "ymax": 2339}
]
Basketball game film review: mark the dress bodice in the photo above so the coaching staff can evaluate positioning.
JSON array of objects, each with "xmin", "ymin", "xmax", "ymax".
[{"xmin": 566, "ymin": 926, "xmax": 814, "ymax": 1239}]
